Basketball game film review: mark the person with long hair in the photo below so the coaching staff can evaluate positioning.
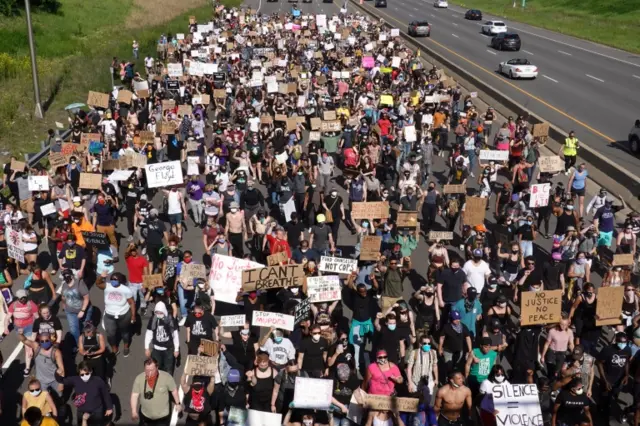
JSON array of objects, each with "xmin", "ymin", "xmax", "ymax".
[{"xmin": 102, "ymin": 272, "xmax": 136, "ymax": 357}]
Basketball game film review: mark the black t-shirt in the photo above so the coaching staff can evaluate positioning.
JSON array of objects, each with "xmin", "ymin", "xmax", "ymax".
[
  {"xmin": 348, "ymin": 288, "xmax": 377, "ymax": 322},
  {"xmin": 375, "ymin": 326, "xmax": 402, "ymax": 364},
  {"xmin": 125, "ymin": 187, "xmax": 141, "ymax": 210},
  {"xmin": 229, "ymin": 331, "xmax": 258, "ymax": 371},
  {"xmin": 299, "ymin": 337, "xmax": 329, "ymax": 373},
  {"xmin": 555, "ymin": 390, "xmax": 590, "ymax": 424},
  {"xmin": 146, "ymin": 219, "xmax": 166, "ymax": 246},
  {"xmin": 332, "ymin": 376, "xmax": 360, "ymax": 416},
  {"xmin": 542, "ymin": 262, "xmax": 566, "ymax": 291},
  {"xmin": 147, "ymin": 316, "xmax": 178, "ymax": 350},
  {"xmin": 440, "ymin": 323, "xmax": 470, "ymax": 353},
  {"xmin": 185, "ymin": 312, "xmax": 218, "ymax": 354},
  {"xmin": 58, "ymin": 243, "xmax": 86, "ymax": 270},
  {"xmin": 285, "ymin": 220, "xmax": 305, "ymax": 249},
  {"xmin": 598, "ymin": 344, "xmax": 632, "ymax": 383},
  {"xmin": 516, "ymin": 267, "xmax": 543, "ymax": 289},
  {"xmin": 310, "ymin": 224, "xmax": 331, "ymax": 251},
  {"xmin": 33, "ymin": 317, "xmax": 63, "ymax": 341},
  {"xmin": 166, "ymin": 138, "xmax": 184, "ymax": 161},
  {"xmin": 516, "ymin": 224, "xmax": 534, "ymax": 241},
  {"xmin": 161, "ymin": 249, "xmax": 183, "ymax": 279},
  {"xmin": 437, "ymin": 269, "xmax": 467, "ymax": 303},
  {"xmin": 327, "ymin": 341, "xmax": 356, "ymax": 371}
]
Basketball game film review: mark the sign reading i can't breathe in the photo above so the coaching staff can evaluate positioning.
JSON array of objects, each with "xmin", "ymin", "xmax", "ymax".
[
  {"xmin": 242, "ymin": 264, "xmax": 304, "ymax": 291},
  {"xmin": 319, "ymin": 256, "xmax": 358, "ymax": 274}
]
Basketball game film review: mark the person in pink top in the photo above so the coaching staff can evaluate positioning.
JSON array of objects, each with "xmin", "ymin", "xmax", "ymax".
[
  {"xmin": 5, "ymin": 289, "xmax": 39, "ymax": 376},
  {"xmin": 363, "ymin": 350, "xmax": 404, "ymax": 396},
  {"xmin": 541, "ymin": 318, "xmax": 574, "ymax": 379}
]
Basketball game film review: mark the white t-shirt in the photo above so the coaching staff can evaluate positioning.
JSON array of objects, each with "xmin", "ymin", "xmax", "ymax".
[
  {"xmin": 248, "ymin": 117, "xmax": 260, "ymax": 133},
  {"xmin": 144, "ymin": 57, "xmax": 154, "ymax": 68},
  {"xmin": 104, "ymin": 284, "xmax": 133, "ymax": 316},
  {"xmin": 479, "ymin": 378, "xmax": 511, "ymax": 395},
  {"xmin": 260, "ymin": 338, "xmax": 296, "ymax": 365},
  {"xmin": 186, "ymin": 156, "xmax": 200, "ymax": 176},
  {"xmin": 463, "ymin": 260, "xmax": 491, "ymax": 293},
  {"xmin": 100, "ymin": 119, "xmax": 117, "ymax": 136},
  {"xmin": 167, "ymin": 190, "xmax": 182, "ymax": 215}
]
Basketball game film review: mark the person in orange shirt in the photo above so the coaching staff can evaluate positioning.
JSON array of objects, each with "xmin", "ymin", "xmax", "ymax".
[
  {"xmin": 71, "ymin": 212, "xmax": 95, "ymax": 248},
  {"xmin": 433, "ymin": 109, "xmax": 446, "ymax": 130}
]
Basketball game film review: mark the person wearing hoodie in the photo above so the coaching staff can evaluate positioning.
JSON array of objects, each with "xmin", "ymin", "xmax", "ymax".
[
  {"xmin": 145, "ymin": 302, "xmax": 180, "ymax": 376},
  {"xmin": 55, "ymin": 361, "xmax": 113, "ymax": 426}
]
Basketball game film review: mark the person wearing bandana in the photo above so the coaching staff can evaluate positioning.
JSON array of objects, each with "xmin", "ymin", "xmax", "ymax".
[{"xmin": 180, "ymin": 375, "xmax": 214, "ymax": 425}]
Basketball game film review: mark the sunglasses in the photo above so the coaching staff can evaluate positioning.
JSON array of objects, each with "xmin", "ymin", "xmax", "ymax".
[
  {"xmin": 390, "ymin": 262, "xmax": 397, "ymax": 265},
  {"xmin": 80, "ymin": 373, "xmax": 91, "ymax": 377},
  {"xmin": 30, "ymin": 388, "xmax": 41, "ymax": 392},
  {"xmin": 40, "ymin": 340, "xmax": 50, "ymax": 344},
  {"xmin": 377, "ymin": 356, "xmax": 388, "ymax": 360}
]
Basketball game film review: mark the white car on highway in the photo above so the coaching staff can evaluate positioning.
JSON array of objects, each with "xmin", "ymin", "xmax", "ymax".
[
  {"xmin": 481, "ymin": 21, "xmax": 507, "ymax": 35},
  {"xmin": 434, "ymin": 0, "xmax": 448, "ymax": 7},
  {"xmin": 498, "ymin": 58, "xmax": 539, "ymax": 79}
]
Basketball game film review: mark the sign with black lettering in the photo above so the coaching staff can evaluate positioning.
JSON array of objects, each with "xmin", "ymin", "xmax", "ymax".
[
  {"xmin": 520, "ymin": 290, "xmax": 562, "ymax": 326},
  {"xmin": 242, "ymin": 264, "xmax": 305, "ymax": 291},
  {"xmin": 184, "ymin": 355, "xmax": 218, "ymax": 376},
  {"xmin": 294, "ymin": 298, "xmax": 311, "ymax": 325},
  {"xmin": 319, "ymin": 256, "xmax": 358, "ymax": 274},
  {"xmin": 491, "ymin": 384, "xmax": 542, "ymax": 426},
  {"xmin": 81, "ymin": 232, "xmax": 110, "ymax": 249}
]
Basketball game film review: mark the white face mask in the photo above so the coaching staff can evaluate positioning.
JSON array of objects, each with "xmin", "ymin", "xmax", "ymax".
[
  {"xmin": 290, "ymin": 288, "xmax": 299, "ymax": 295},
  {"xmin": 156, "ymin": 314, "xmax": 165, "ymax": 319},
  {"xmin": 303, "ymin": 420, "xmax": 313, "ymax": 426},
  {"xmin": 574, "ymin": 388, "xmax": 584, "ymax": 395},
  {"xmin": 230, "ymin": 208, "xmax": 238, "ymax": 213},
  {"xmin": 81, "ymin": 374, "xmax": 92, "ymax": 382},
  {"xmin": 494, "ymin": 375, "xmax": 505, "ymax": 383},
  {"xmin": 30, "ymin": 389, "xmax": 42, "ymax": 396}
]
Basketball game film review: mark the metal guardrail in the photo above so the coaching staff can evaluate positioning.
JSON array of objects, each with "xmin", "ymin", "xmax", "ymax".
[{"xmin": 24, "ymin": 127, "xmax": 72, "ymax": 167}]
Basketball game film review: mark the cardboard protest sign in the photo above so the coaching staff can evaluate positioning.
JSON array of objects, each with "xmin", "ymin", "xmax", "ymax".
[
  {"xmin": 81, "ymin": 232, "xmax": 110, "ymax": 249},
  {"xmin": 492, "ymin": 384, "xmax": 542, "ymax": 426},
  {"xmin": 6, "ymin": 227, "xmax": 25, "ymax": 263},
  {"xmin": 28, "ymin": 176, "xmax": 49, "ymax": 191},
  {"xmin": 252, "ymin": 311, "xmax": 295, "ymax": 331},
  {"xmin": 293, "ymin": 377, "xmax": 333, "ymax": 409},
  {"xmin": 360, "ymin": 236, "xmax": 382, "ymax": 261},
  {"xmin": 267, "ymin": 251, "xmax": 288, "ymax": 266},
  {"xmin": 181, "ymin": 263, "xmax": 207, "ymax": 285},
  {"xmin": 307, "ymin": 276, "xmax": 341, "ymax": 302},
  {"xmin": 247, "ymin": 410, "xmax": 282, "ymax": 426},
  {"xmin": 397, "ymin": 211, "xmax": 418, "ymax": 229},
  {"xmin": 479, "ymin": 150, "xmax": 509, "ymax": 162},
  {"xmin": 351, "ymin": 202, "xmax": 389, "ymax": 219},
  {"xmin": 365, "ymin": 394, "xmax": 419, "ymax": 413},
  {"xmin": 220, "ymin": 315, "xmax": 246, "ymax": 327},
  {"xmin": 160, "ymin": 120, "xmax": 178, "ymax": 135},
  {"xmin": 61, "ymin": 143, "xmax": 86, "ymax": 160},
  {"xmin": 596, "ymin": 286, "xmax": 624, "ymax": 326},
  {"xmin": 310, "ymin": 117, "xmax": 322, "ymax": 130},
  {"xmin": 323, "ymin": 110, "xmax": 337, "ymax": 121},
  {"xmin": 87, "ymin": 91, "xmax": 109, "ymax": 108},
  {"xmin": 143, "ymin": 274, "xmax": 164, "ymax": 289},
  {"xmin": 139, "ymin": 131, "xmax": 155, "ymax": 145},
  {"xmin": 529, "ymin": 183, "xmax": 551, "ymax": 208},
  {"xmin": 48, "ymin": 153, "xmax": 68, "ymax": 169},
  {"xmin": 532, "ymin": 122, "xmax": 549, "ymax": 138},
  {"xmin": 145, "ymin": 161, "xmax": 183, "ymax": 188},
  {"xmin": 321, "ymin": 120, "xmax": 341, "ymax": 132},
  {"xmin": 79, "ymin": 173, "xmax": 102, "ymax": 190},
  {"xmin": 102, "ymin": 159, "xmax": 121, "ymax": 171},
  {"xmin": 463, "ymin": 197, "xmax": 487, "ymax": 226},
  {"xmin": 428, "ymin": 231, "xmax": 454, "ymax": 241},
  {"xmin": 117, "ymin": 90, "xmax": 133, "ymax": 104},
  {"xmin": 443, "ymin": 184, "xmax": 466, "ymax": 194},
  {"xmin": 200, "ymin": 339, "xmax": 219, "ymax": 356},
  {"xmin": 520, "ymin": 290, "xmax": 562, "ymax": 326},
  {"xmin": 10, "ymin": 159, "xmax": 26, "ymax": 171},
  {"xmin": 613, "ymin": 253, "xmax": 634, "ymax": 266},
  {"xmin": 538, "ymin": 156, "xmax": 564, "ymax": 173},
  {"xmin": 242, "ymin": 264, "xmax": 304, "ymax": 291},
  {"xmin": 209, "ymin": 254, "xmax": 264, "ymax": 304},
  {"xmin": 184, "ymin": 355, "xmax": 218, "ymax": 376},
  {"xmin": 178, "ymin": 105, "xmax": 193, "ymax": 117},
  {"xmin": 319, "ymin": 256, "xmax": 358, "ymax": 274},
  {"xmin": 294, "ymin": 298, "xmax": 311, "ymax": 325}
]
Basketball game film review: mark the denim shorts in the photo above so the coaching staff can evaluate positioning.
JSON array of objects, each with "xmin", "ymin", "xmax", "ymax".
[{"xmin": 168, "ymin": 213, "xmax": 182, "ymax": 225}]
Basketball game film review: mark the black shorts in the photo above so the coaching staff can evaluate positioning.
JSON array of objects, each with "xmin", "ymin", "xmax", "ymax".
[{"xmin": 571, "ymin": 187, "xmax": 585, "ymax": 197}]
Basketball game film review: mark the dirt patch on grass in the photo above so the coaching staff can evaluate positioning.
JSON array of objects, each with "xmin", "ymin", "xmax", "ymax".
[{"xmin": 125, "ymin": 0, "xmax": 210, "ymax": 29}]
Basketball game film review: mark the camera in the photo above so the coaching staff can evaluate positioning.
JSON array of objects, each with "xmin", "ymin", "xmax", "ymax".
[{"xmin": 144, "ymin": 391, "xmax": 154, "ymax": 400}]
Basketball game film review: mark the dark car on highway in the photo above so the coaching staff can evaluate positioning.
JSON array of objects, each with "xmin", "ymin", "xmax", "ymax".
[
  {"xmin": 408, "ymin": 21, "xmax": 431, "ymax": 37},
  {"xmin": 375, "ymin": 0, "xmax": 387, "ymax": 7},
  {"xmin": 465, "ymin": 9, "xmax": 482, "ymax": 20},
  {"xmin": 490, "ymin": 33, "xmax": 521, "ymax": 51}
]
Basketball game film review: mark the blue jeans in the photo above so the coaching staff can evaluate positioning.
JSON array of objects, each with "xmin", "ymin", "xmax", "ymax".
[
  {"xmin": 130, "ymin": 283, "xmax": 147, "ymax": 309},
  {"xmin": 466, "ymin": 149, "xmax": 476, "ymax": 173},
  {"xmin": 334, "ymin": 416, "xmax": 354, "ymax": 426},
  {"xmin": 177, "ymin": 285, "xmax": 195, "ymax": 318},
  {"xmin": 66, "ymin": 306, "xmax": 93, "ymax": 345},
  {"xmin": 402, "ymin": 141, "xmax": 412, "ymax": 163},
  {"xmin": 520, "ymin": 240, "xmax": 533, "ymax": 257}
]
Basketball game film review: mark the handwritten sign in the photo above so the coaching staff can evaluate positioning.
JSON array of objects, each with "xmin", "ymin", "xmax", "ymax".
[
  {"xmin": 6, "ymin": 227, "xmax": 25, "ymax": 263},
  {"xmin": 79, "ymin": 173, "xmax": 102, "ymax": 190},
  {"xmin": 492, "ymin": 384, "xmax": 543, "ymax": 426},
  {"xmin": 143, "ymin": 274, "xmax": 164, "ymax": 289},
  {"xmin": 40, "ymin": 203, "xmax": 56, "ymax": 217},
  {"xmin": 307, "ymin": 276, "xmax": 341, "ymax": 302},
  {"xmin": 532, "ymin": 122, "xmax": 549, "ymax": 138},
  {"xmin": 397, "ymin": 211, "xmax": 418, "ymax": 228},
  {"xmin": 321, "ymin": 120, "xmax": 341, "ymax": 132},
  {"xmin": 529, "ymin": 183, "xmax": 551, "ymax": 208},
  {"xmin": 479, "ymin": 150, "xmax": 509, "ymax": 162},
  {"xmin": 184, "ymin": 355, "xmax": 218, "ymax": 376},
  {"xmin": 360, "ymin": 235, "xmax": 381, "ymax": 261},
  {"xmin": 242, "ymin": 264, "xmax": 305, "ymax": 291},
  {"xmin": 293, "ymin": 377, "xmax": 333, "ymax": 409},
  {"xmin": 10, "ymin": 159, "xmax": 26, "ymax": 171},
  {"xmin": 28, "ymin": 176, "xmax": 49, "ymax": 191},
  {"xmin": 145, "ymin": 161, "xmax": 184, "ymax": 188},
  {"xmin": 520, "ymin": 290, "xmax": 562, "ymax": 326},
  {"xmin": 267, "ymin": 251, "xmax": 288, "ymax": 266},
  {"xmin": 613, "ymin": 253, "xmax": 634, "ymax": 266},
  {"xmin": 538, "ymin": 156, "xmax": 564, "ymax": 173},
  {"xmin": 428, "ymin": 231, "xmax": 454, "ymax": 241},
  {"xmin": 220, "ymin": 314, "xmax": 246, "ymax": 327},
  {"xmin": 181, "ymin": 263, "xmax": 207, "ymax": 285},
  {"xmin": 319, "ymin": 256, "xmax": 358, "ymax": 274},
  {"xmin": 365, "ymin": 394, "xmax": 419, "ymax": 413},
  {"xmin": 81, "ymin": 232, "xmax": 110, "ymax": 249},
  {"xmin": 87, "ymin": 91, "xmax": 109, "ymax": 108},
  {"xmin": 252, "ymin": 311, "xmax": 295, "ymax": 331},
  {"xmin": 351, "ymin": 202, "xmax": 389, "ymax": 220},
  {"xmin": 294, "ymin": 298, "xmax": 311, "ymax": 325},
  {"xmin": 117, "ymin": 90, "xmax": 133, "ymax": 104},
  {"xmin": 49, "ymin": 153, "xmax": 68, "ymax": 169},
  {"xmin": 200, "ymin": 339, "xmax": 219, "ymax": 356},
  {"xmin": 463, "ymin": 197, "xmax": 487, "ymax": 226},
  {"xmin": 596, "ymin": 286, "xmax": 624, "ymax": 326},
  {"xmin": 247, "ymin": 410, "xmax": 282, "ymax": 426},
  {"xmin": 443, "ymin": 184, "xmax": 466, "ymax": 194},
  {"xmin": 209, "ymin": 254, "xmax": 264, "ymax": 304}
]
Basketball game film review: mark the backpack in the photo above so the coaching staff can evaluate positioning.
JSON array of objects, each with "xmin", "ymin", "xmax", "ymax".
[{"xmin": 151, "ymin": 315, "xmax": 175, "ymax": 336}]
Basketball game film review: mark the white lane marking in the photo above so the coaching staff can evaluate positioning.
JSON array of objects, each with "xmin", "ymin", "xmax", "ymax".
[
  {"xmin": 452, "ymin": 22, "xmax": 458, "ymax": 26},
  {"xmin": 486, "ymin": 50, "xmax": 497, "ymax": 55},
  {"xmin": 258, "ymin": 0, "xmax": 262, "ymax": 12},
  {"xmin": 558, "ymin": 50, "xmax": 572, "ymax": 56},
  {"xmin": 451, "ymin": 33, "xmax": 459, "ymax": 38},
  {"xmin": 633, "ymin": 75, "xmax": 640, "ymax": 79},
  {"xmin": 2, "ymin": 343, "xmax": 25, "ymax": 369},
  {"xmin": 169, "ymin": 376, "xmax": 187, "ymax": 426},
  {"xmin": 522, "ymin": 49, "xmax": 534, "ymax": 55},
  {"xmin": 586, "ymin": 74, "xmax": 605, "ymax": 83},
  {"xmin": 542, "ymin": 75, "xmax": 558, "ymax": 83},
  {"xmin": 429, "ymin": 13, "xmax": 434, "ymax": 16}
]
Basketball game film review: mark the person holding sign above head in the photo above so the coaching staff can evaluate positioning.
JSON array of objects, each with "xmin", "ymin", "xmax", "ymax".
[{"xmin": 179, "ymin": 373, "xmax": 215, "ymax": 425}]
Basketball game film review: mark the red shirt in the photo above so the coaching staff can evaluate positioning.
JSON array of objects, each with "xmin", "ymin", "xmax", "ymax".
[
  {"xmin": 126, "ymin": 255, "xmax": 149, "ymax": 283},
  {"xmin": 266, "ymin": 235, "xmax": 292, "ymax": 259},
  {"xmin": 378, "ymin": 118, "xmax": 392, "ymax": 136}
]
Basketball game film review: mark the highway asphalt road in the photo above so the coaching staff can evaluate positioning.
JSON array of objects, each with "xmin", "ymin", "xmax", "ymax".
[
  {"xmin": 345, "ymin": 0, "xmax": 640, "ymax": 179},
  {"xmin": 0, "ymin": 3, "xmax": 628, "ymax": 425}
]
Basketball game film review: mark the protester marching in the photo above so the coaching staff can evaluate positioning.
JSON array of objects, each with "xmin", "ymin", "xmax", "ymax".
[{"xmin": 2, "ymin": 2, "xmax": 640, "ymax": 426}]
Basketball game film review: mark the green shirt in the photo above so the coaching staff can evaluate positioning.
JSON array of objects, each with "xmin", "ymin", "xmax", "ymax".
[
  {"xmin": 133, "ymin": 371, "xmax": 177, "ymax": 419},
  {"xmin": 469, "ymin": 348, "xmax": 497, "ymax": 383}
]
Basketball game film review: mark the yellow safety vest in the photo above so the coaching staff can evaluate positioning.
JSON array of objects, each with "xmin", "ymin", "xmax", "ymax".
[{"xmin": 563, "ymin": 137, "xmax": 578, "ymax": 156}]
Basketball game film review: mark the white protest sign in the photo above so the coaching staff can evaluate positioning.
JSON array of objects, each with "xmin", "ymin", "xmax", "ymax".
[
  {"xmin": 202, "ymin": 63, "xmax": 218, "ymax": 74},
  {"xmin": 316, "ymin": 14, "xmax": 327, "ymax": 27},
  {"xmin": 189, "ymin": 62, "xmax": 205, "ymax": 77},
  {"xmin": 391, "ymin": 28, "xmax": 400, "ymax": 37},
  {"xmin": 391, "ymin": 56, "xmax": 401, "ymax": 68},
  {"xmin": 252, "ymin": 311, "xmax": 295, "ymax": 331},
  {"xmin": 28, "ymin": 176, "xmax": 49, "ymax": 191},
  {"xmin": 404, "ymin": 125, "xmax": 417, "ymax": 142},
  {"xmin": 107, "ymin": 170, "xmax": 135, "ymax": 182},
  {"xmin": 293, "ymin": 377, "xmax": 333, "ymax": 409},
  {"xmin": 144, "ymin": 161, "xmax": 184, "ymax": 188},
  {"xmin": 319, "ymin": 256, "xmax": 358, "ymax": 274},
  {"xmin": 209, "ymin": 254, "xmax": 264, "ymax": 304},
  {"xmin": 167, "ymin": 63, "xmax": 183, "ymax": 77},
  {"xmin": 40, "ymin": 203, "xmax": 56, "ymax": 217},
  {"xmin": 247, "ymin": 410, "xmax": 282, "ymax": 426},
  {"xmin": 6, "ymin": 227, "xmax": 24, "ymax": 263},
  {"xmin": 479, "ymin": 150, "xmax": 509, "ymax": 162},
  {"xmin": 492, "ymin": 384, "xmax": 543, "ymax": 426},
  {"xmin": 267, "ymin": 81, "xmax": 278, "ymax": 93},
  {"xmin": 529, "ymin": 183, "xmax": 551, "ymax": 208},
  {"xmin": 220, "ymin": 314, "xmax": 247, "ymax": 327},
  {"xmin": 307, "ymin": 276, "xmax": 341, "ymax": 302}
]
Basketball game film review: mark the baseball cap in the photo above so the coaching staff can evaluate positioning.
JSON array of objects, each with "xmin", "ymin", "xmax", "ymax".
[
  {"xmin": 450, "ymin": 310, "xmax": 461, "ymax": 320},
  {"xmin": 571, "ymin": 345, "xmax": 584, "ymax": 360},
  {"xmin": 467, "ymin": 286, "xmax": 478, "ymax": 296},
  {"xmin": 228, "ymin": 369, "xmax": 241, "ymax": 383},
  {"xmin": 230, "ymin": 201, "xmax": 240, "ymax": 209},
  {"xmin": 16, "ymin": 289, "xmax": 27, "ymax": 299},
  {"xmin": 474, "ymin": 224, "xmax": 487, "ymax": 232},
  {"xmin": 472, "ymin": 248, "xmax": 483, "ymax": 257},
  {"xmin": 316, "ymin": 213, "xmax": 326, "ymax": 223}
]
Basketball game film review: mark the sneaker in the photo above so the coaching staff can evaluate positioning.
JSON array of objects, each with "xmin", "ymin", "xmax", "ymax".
[
  {"xmin": 140, "ymin": 307, "xmax": 148, "ymax": 317},
  {"xmin": 470, "ymin": 172, "xmax": 475, "ymax": 178},
  {"xmin": 123, "ymin": 347, "xmax": 130, "ymax": 358},
  {"xmin": 621, "ymin": 415, "xmax": 628, "ymax": 424},
  {"xmin": 179, "ymin": 317, "xmax": 187, "ymax": 327},
  {"xmin": 23, "ymin": 367, "xmax": 31, "ymax": 377},
  {"xmin": 127, "ymin": 235, "xmax": 134, "ymax": 242},
  {"xmin": 141, "ymin": 247, "xmax": 147, "ymax": 256}
]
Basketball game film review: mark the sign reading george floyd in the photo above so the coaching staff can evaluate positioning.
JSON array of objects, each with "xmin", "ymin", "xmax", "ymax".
[
  {"xmin": 242, "ymin": 264, "xmax": 304, "ymax": 291},
  {"xmin": 520, "ymin": 290, "xmax": 562, "ymax": 326},
  {"xmin": 184, "ymin": 355, "xmax": 218, "ymax": 376}
]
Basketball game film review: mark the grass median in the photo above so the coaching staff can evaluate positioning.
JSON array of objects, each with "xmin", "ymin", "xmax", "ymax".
[
  {"xmin": 0, "ymin": 0, "xmax": 241, "ymax": 159},
  {"xmin": 452, "ymin": 0, "xmax": 640, "ymax": 54}
]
